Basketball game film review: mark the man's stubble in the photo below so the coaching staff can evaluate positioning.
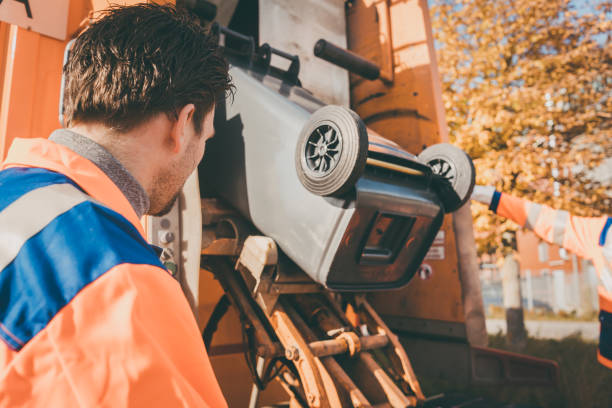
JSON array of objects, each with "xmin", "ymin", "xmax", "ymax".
[{"xmin": 149, "ymin": 136, "xmax": 202, "ymax": 217}]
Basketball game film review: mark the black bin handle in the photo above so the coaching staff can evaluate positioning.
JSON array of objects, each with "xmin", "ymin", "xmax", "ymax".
[{"xmin": 314, "ymin": 39, "xmax": 380, "ymax": 81}]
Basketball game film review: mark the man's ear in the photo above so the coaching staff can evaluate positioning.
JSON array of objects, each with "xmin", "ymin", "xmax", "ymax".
[{"xmin": 169, "ymin": 104, "xmax": 196, "ymax": 153}]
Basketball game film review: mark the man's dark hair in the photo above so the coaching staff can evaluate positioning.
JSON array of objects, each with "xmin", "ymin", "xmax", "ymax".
[{"xmin": 63, "ymin": 3, "xmax": 232, "ymax": 133}]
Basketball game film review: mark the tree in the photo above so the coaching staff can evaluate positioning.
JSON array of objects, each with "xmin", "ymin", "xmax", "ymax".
[{"xmin": 431, "ymin": 0, "xmax": 612, "ymax": 255}]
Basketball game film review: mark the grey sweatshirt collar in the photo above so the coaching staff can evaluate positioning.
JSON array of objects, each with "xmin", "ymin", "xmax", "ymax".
[{"xmin": 49, "ymin": 129, "xmax": 150, "ymax": 218}]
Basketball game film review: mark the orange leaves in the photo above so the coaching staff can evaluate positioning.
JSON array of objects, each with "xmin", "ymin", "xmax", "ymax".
[{"xmin": 431, "ymin": 0, "xmax": 611, "ymax": 254}]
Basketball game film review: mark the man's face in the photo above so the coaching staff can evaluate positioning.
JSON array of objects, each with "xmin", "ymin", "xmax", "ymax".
[{"xmin": 148, "ymin": 107, "xmax": 215, "ymax": 216}]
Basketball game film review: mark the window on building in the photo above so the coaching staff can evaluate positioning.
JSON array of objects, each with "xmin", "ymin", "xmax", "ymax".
[
  {"xmin": 559, "ymin": 248, "xmax": 568, "ymax": 260},
  {"xmin": 538, "ymin": 242, "xmax": 549, "ymax": 262}
]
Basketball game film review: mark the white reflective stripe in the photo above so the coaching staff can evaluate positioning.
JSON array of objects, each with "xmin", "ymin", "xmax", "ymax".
[
  {"xmin": 603, "ymin": 224, "xmax": 612, "ymax": 261},
  {"xmin": 525, "ymin": 202, "xmax": 542, "ymax": 230},
  {"xmin": 552, "ymin": 210, "xmax": 569, "ymax": 246},
  {"xmin": 471, "ymin": 185, "xmax": 496, "ymax": 206},
  {"xmin": 0, "ymin": 183, "xmax": 90, "ymax": 271},
  {"xmin": 603, "ymin": 229, "xmax": 612, "ymax": 289},
  {"xmin": 598, "ymin": 220, "xmax": 612, "ymax": 293},
  {"xmin": 600, "ymin": 264, "xmax": 612, "ymax": 294}
]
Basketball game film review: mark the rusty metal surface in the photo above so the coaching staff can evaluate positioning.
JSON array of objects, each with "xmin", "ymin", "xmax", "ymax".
[
  {"xmin": 381, "ymin": 316, "xmax": 468, "ymax": 341},
  {"xmin": 201, "ymin": 198, "xmax": 237, "ymax": 226},
  {"xmin": 345, "ymin": 0, "xmax": 393, "ymax": 84},
  {"xmin": 470, "ymin": 345, "xmax": 559, "ymax": 386},
  {"xmin": 271, "ymin": 301, "xmax": 337, "ymax": 407},
  {"xmin": 208, "ymin": 247, "xmax": 429, "ymax": 406},
  {"xmin": 205, "ymin": 259, "xmax": 280, "ymax": 358},
  {"xmin": 287, "ymin": 300, "xmax": 371, "ymax": 407},
  {"xmin": 201, "ymin": 237, "xmax": 240, "ymax": 256},
  {"xmin": 356, "ymin": 296, "xmax": 425, "ymax": 401},
  {"xmin": 359, "ymin": 352, "xmax": 416, "ymax": 408},
  {"xmin": 347, "ymin": 0, "xmax": 473, "ymax": 330},
  {"xmin": 309, "ymin": 334, "xmax": 388, "ymax": 358}
]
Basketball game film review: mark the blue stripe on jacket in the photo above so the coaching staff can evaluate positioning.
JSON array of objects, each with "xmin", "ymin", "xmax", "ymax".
[
  {"xmin": 0, "ymin": 188, "xmax": 164, "ymax": 351},
  {"xmin": 600, "ymin": 217, "xmax": 612, "ymax": 247},
  {"xmin": 489, "ymin": 190, "xmax": 502, "ymax": 213},
  {"xmin": 0, "ymin": 167, "xmax": 81, "ymax": 212}
]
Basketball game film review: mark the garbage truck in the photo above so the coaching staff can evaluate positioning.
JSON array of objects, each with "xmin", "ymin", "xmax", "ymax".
[
  {"xmin": 177, "ymin": 18, "xmax": 555, "ymax": 406},
  {"xmin": 0, "ymin": 0, "xmax": 560, "ymax": 406}
]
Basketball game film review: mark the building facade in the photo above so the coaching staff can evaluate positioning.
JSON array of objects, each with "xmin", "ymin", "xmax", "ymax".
[{"xmin": 480, "ymin": 230, "xmax": 599, "ymax": 317}]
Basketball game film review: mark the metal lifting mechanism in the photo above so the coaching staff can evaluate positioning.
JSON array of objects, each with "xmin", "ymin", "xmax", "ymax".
[
  {"xmin": 195, "ymin": 25, "xmax": 477, "ymax": 407},
  {"xmin": 3, "ymin": 2, "xmax": 563, "ymax": 407},
  {"xmin": 192, "ymin": 21, "xmax": 558, "ymax": 408},
  {"xmin": 200, "ymin": 206, "xmax": 426, "ymax": 407}
]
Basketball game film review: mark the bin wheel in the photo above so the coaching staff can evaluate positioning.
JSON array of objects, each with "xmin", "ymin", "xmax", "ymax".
[
  {"xmin": 418, "ymin": 143, "xmax": 475, "ymax": 212},
  {"xmin": 295, "ymin": 105, "xmax": 368, "ymax": 197}
]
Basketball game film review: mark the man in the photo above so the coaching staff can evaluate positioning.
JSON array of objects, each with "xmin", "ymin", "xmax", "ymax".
[
  {"xmin": 0, "ymin": 4, "xmax": 231, "ymax": 406},
  {"xmin": 472, "ymin": 185, "xmax": 612, "ymax": 369}
]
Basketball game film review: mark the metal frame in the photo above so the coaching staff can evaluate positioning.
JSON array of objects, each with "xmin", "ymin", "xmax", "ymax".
[{"xmin": 200, "ymin": 199, "xmax": 427, "ymax": 407}]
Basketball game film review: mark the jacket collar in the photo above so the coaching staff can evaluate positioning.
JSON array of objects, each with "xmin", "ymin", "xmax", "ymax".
[
  {"xmin": 1, "ymin": 137, "xmax": 145, "ymax": 236},
  {"xmin": 48, "ymin": 129, "xmax": 150, "ymax": 218}
]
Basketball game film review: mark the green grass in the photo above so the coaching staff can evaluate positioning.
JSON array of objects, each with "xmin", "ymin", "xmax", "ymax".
[{"xmin": 439, "ymin": 334, "xmax": 612, "ymax": 408}]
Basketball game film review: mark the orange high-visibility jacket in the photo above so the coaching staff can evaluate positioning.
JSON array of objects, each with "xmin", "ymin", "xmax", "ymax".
[
  {"xmin": 489, "ymin": 191, "xmax": 612, "ymax": 369},
  {"xmin": 0, "ymin": 138, "xmax": 228, "ymax": 407}
]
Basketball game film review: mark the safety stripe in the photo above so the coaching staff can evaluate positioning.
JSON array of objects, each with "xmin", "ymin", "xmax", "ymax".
[
  {"xmin": 0, "ymin": 183, "xmax": 90, "ymax": 272},
  {"xmin": 600, "ymin": 217, "xmax": 612, "ymax": 247},
  {"xmin": 600, "ymin": 310, "xmax": 612, "ymax": 362},
  {"xmin": 602, "ymin": 218, "xmax": 612, "ymax": 274},
  {"xmin": 600, "ymin": 264, "xmax": 612, "ymax": 294},
  {"xmin": 0, "ymin": 200, "xmax": 164, "ymax": 351},
  {"xmin": 0, "ymin": 322, "xmax": 23, "ymax": 348},
  {"xmin": 0, "ymin": 167, "xmax": 80, "ymax": 213},
  {"xmin": 489, "ymin": 190, "xmax": 501, "ymax": 213},
  {"xmin": 525, "ymin": 202, "xmax": 542, "ymax": 230},
  {"xmin": 552, "ymin": 210, "xmax": 569, "ymax": 246}
]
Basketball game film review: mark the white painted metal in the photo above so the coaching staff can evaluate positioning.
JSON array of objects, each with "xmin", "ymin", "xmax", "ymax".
[
  {"xmin": 147, "ymin": 170, "xmax": 201, "ymax": 322},
  {"xmin": 178, "ymin": 171, "xmax": 202, "ymax": 314},
  {"xmin": 259, "ymin": 0, "xmax": 349, "ymax": 107},
  {"xmin": 0, "ymin": 0, "xmax": 69, "ymax": 40}
]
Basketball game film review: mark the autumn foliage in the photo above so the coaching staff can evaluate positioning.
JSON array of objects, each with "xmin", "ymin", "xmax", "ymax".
[{"xmin": 431, "ymin": 0, "xmax": 612, "ymax": 254}]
